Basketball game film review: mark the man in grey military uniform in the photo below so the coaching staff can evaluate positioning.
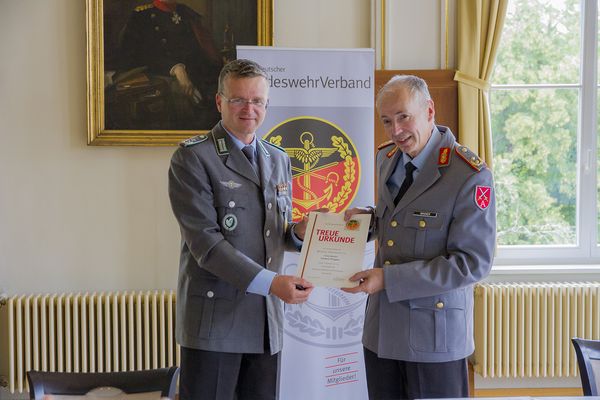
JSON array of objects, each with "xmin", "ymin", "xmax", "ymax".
[
  {"xmin": 168, "ymin": 59, "xmax": 314, "ymax": 400},
  {"xmin": 342, "ymin": 75, "xmax": 496, "ymax": 399}
]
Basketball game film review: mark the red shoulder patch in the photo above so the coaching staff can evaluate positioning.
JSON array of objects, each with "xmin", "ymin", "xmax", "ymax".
[{"xmin": 475, "ymin": 185, "xmax": 492, "ymax": 210}]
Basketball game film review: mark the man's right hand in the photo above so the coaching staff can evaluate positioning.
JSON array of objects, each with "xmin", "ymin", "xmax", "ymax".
[
  {"xmin": 344, "ymin": 206, "xmax": 373, "ymax": 221},
  {"xmin": 270, "ymin": 275, "xmax": 314, "ymax": 304}
]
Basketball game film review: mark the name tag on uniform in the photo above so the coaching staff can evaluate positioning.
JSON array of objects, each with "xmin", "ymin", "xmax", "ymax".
[{"xmin": 412, "ymin": 211, "xmax": 438, "ymax": 218}]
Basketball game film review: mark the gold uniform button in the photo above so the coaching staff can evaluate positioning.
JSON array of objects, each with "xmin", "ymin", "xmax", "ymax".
[
  {"xmin": 419, "ymin": 220, "xmax": 426, "ymax": 228},
  {"xmin": 384, "ymin": 261, "xmax": 391, "ymax": 265},
  {"xmin": 390, "ymin": 220, "xmax": 398, "ymax": 227},
  {"xmin": 436, "ymin": 301, "xmax": 444, "ymax": 309},
  {"xmin": 387, "ymin": 240, "xmax": 394, "ymax": 247}
]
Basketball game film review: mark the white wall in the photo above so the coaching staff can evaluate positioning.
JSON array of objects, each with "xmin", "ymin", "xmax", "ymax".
[
  {"xmin": 274, "ymin": 0, "xmax": 371, "ymax": 49},
  {"xmin": 0, "ymin": 1, "xmax": 180, "ymax": 295}
]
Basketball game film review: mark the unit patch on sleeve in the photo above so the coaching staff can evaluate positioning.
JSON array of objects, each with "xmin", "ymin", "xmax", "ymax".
[{"xmin": 475, "ymin": 185, "xmax": 492, "ymax": 210}]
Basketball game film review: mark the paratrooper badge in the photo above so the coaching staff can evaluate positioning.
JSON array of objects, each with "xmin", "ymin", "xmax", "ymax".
[{"xmin": 263, "ymin": 117, "xmax": 360, "ymax": 221}]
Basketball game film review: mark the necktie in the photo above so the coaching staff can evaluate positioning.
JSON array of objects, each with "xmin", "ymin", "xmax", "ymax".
[
  {"xmin": 242, "ymin": 145, "xmax": 259, "ymax": 175},
  {"xmin": 394, "ymin": 162, "xmax": 416, "ymax": 204}
]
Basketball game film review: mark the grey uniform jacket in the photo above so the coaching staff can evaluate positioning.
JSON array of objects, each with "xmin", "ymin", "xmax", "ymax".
[
  {"xmin": 364, "ymin": 125, "xmax": 496, "ymax": 362},
  {"xmin": 168, "ymin": 123, "xmax": 297, "ymax": 355}
]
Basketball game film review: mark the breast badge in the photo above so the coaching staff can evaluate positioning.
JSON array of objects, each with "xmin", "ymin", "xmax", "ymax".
[
  {"xmin": 263, "ymin": 117, "xmax": 360, "ymax": 221},
  {"xmin": 222, "ymin": 214, "xmax": 238, "ymax": 231},
  {"xmin": 220, "ymin": 180, "xmax": 242, "ymax": 189}
]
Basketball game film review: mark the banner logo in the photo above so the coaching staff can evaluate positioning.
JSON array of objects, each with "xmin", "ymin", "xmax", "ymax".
[{"xmin": 264, "ymin": 117, "xmax": 361, "ymax": 221}]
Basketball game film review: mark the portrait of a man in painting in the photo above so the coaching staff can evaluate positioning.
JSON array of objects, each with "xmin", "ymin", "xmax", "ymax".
[{"xmin": 101, "ymin": 0, "xmax": 258, "ymax": 131}]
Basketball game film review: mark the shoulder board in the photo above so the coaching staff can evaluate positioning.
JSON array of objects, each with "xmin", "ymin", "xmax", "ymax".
[
  {"xmin": 377, "ymin": 140, "xmax": 399, "ymax": 158},
  {"xmin": 377, "ymin": 140, "xmax": 394, "ymax": 150},
  {"xmin": 135, "ymin": 3, "xmax": 154, "ymax": 12},
  {"xmin": 261, "ymin": 139, "xmax": 286, "ymax": 153},
  {"xmin": 454, "ymin": 144, "xmax": 485, "ymax": 172},
  {"xmin": 179, "ymin": 134, "xmax": 208, "ymax": 147}
]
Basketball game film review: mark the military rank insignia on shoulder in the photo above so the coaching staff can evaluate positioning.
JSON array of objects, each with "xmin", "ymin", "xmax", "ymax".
[
  {"xmin": 180, "ymin": 134, "xmax": 208, "ymax": 147},
  {"xmin": 377, "ymin": 140, "xmax": 394, "ymax": 151},
  {"xmin": 134, "ymin": 3, "xmax": 154, "ymax": 12},
  {"xmin": 455, "ymin": 144, "xmax": 485, "ymax": 172},
  {"xmin": 377, "ymin": 140, "xmax": 398, "ymax": 158}
]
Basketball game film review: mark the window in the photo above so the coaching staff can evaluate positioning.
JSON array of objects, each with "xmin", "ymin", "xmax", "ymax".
[{"xmin": 490, "ymin": 0, "xmax": 598, "ymax": 264}]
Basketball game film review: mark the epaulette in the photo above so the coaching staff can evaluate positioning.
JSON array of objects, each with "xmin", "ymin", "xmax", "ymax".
[
  {"xmin": 455, "ymin": 144, "xmax": 485, "ymax": 172},
  {"xmin": 180, "ymin": 134, "xmax": 208, "ymax": 147},
  {"xmin": 135, "ymin": 3, "xmax": 154, "ymax": 12},
  {"xmin": 261, "ymin": 139, "xmax": 286, "ymax": 153},
  {"xmin": 377, "ymin": 140, "xmax": 399, "ymax": 158},
  {"xmin": 377, "ymin": 140, "xmax": 394, "ymax": 150}
]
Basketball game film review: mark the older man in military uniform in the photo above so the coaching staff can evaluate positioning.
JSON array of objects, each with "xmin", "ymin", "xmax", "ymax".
[
  {"xmin": 343, "ymin": 75, "xmax": 496, "ymax": 399},
  {"xmin": 169, "ymin": 59, "xmax": 314, "ymax": 400}
]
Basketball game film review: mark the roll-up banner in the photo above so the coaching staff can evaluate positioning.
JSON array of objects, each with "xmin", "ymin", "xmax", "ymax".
[{"xmin": 237, "ymin": 46, "xmax": 375, "ymax": 400}]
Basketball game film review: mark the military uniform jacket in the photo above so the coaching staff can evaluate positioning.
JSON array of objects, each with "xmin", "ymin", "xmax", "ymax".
[
  {"xmin": 364, "ymin": 125, "xmax": 496, "ymax": 362},
  {"xmin": 168, "ymin": 123, "xmax": 296, "ymax": 354}
]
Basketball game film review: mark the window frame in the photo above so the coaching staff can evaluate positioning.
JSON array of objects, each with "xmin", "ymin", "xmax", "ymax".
[{"xmin": 491, "ymin": 0, "xmax": 599, "ymax": 266}]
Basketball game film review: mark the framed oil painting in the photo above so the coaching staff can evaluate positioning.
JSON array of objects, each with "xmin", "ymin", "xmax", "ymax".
[{"xmin": 86, "ymin": 0, "xmax": 273, "ymax": 145}]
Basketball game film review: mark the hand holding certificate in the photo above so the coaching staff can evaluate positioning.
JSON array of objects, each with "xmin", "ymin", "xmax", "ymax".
[{"xmin": 297, "ymin": 212, "xmax": 370, "ymax": 288}]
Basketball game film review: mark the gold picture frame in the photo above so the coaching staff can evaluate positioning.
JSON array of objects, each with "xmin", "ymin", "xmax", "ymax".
[{"xmin": 86, "ymin": 0, "xmax": 273, "ymax": 146}]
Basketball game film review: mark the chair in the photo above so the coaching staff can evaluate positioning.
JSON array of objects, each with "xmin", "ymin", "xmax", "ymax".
[
  {"xmin": 572, "ymin": 337, "xmax": 600, "ymax": 396},
  {"xmin": 27, "ymin": 366, "xmax": 179, "ymax": 400}
]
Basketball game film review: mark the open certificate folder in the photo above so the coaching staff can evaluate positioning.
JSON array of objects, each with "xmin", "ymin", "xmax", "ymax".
[{"xmin": 297, "ymin": 212, "xmax": 370, "ymax": 288}]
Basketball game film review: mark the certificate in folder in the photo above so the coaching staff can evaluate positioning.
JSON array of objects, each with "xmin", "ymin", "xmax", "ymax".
[{"xmin": 297, "ymin": 212, "xmax": 370, "ymax": 288}]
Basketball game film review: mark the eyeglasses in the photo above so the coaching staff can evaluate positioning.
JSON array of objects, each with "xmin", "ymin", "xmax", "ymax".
[{"xmin": 219, "ymin": 94, "xmax": 268, "ymax": 108}]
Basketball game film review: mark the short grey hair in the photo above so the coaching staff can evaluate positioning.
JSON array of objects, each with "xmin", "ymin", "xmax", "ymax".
[
  {"xmin": 218, "ymin": 59, "xmax": 269, "ymax": 94},
  {"xmin": 375, "ymin": 74, "xmax": 432, "ymax": 110}
]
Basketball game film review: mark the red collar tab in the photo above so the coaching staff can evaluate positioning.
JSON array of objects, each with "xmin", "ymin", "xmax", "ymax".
[
  {"xmin": 438, "ymin": 147, "xmax": 450, "ymax": 166},
  {"xmin": 386, "ymin": 146, "xmax": 399, "ymax": 158},
  {"xmin": 153, "ymin": 0, "xmax": 177, "ymax": 12}
]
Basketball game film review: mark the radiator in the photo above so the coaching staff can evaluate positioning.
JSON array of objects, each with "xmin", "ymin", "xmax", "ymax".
[
  {"xmin": 473, "ymin": 282, "xmax": 600, "ymax": 378},
  {"xmin": 0, "ymin": 290, "xmax": 179, "ymax": 394}
]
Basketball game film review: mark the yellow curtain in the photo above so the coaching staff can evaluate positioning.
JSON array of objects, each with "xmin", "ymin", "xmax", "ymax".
[{"xmin": 455, "ymin": 0, "xmax": 508, "ymax": 168}]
